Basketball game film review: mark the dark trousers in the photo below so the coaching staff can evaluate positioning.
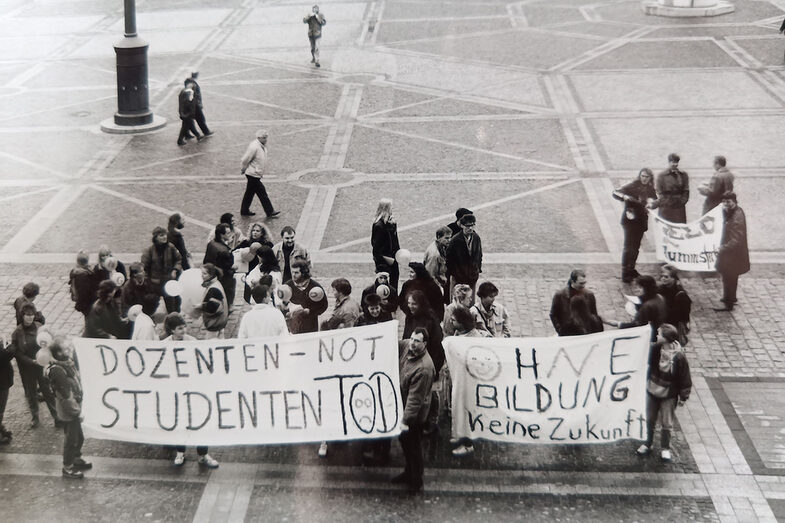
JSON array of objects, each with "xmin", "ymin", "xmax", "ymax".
[
  {"xmin": 19, "ymin": 364, "xmax": 57, "ymax": 421},
  {"xmin": 720, "ymin": 272, "xmax": 739, "ymax": 305},
  {"xmin": 176, "ymin": 445, "xmax": 207, "ymax": 456},
  {"xmin": 309, "ymin": 35, "xmax": 321, "ymax": 62},
  {"xmin": 63, "ymin": 418, "xmax": 84, "ymax": 466},
  {"xmin": 220, "ymin": 275, "xmax": 236, "ymax": 308},
  {"xmin": 194, "ymin": 106, "xmax": 210, "ymax": 135},
  {"xmin": 621, "ymin": 224, "xmax": 645, "ymax": 280},
  {"xmin": 241, "ymin": 175, "xmax": 275, "ymax": 216},
  {"xmin": 178, "ymin": 118, "xmax": 200, "ymax": 143},
  {"xmin": 399, "ymin": 422, "xmax": 425, "ymax": 487},
  {"xmin": 0, "ymin": 387, "xmax": 8, "ymax": 429}
]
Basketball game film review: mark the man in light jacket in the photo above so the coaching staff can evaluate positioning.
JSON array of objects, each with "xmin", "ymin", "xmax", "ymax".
[{"xmin": 240, "ymin": 129, "xmax": 281, "ymax": 219}]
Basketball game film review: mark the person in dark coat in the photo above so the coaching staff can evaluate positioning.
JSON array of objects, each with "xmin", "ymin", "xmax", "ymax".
[
  {"xmin": 88, "ymin": 246, "xmax": 127, "ymax": 303},
  {"xmin": 607, "ymin": 275, "xmax": 666, "ymax": 342},
  {"xmin": 445, "ymin": 213, "xmax": 482, "ymax": 302},
  {"xmin": 560, "ymin": 294, "xmax": 603, "ymax": 336},
  {"xmin": 121, "ymin": 262, "xmax": 157, "ymax": 315},
  {"xmin": 167, "ymin": 213, "xmax": 191, "ymax": 270},
  {"xmin": 549, "ymin": 269, "xmax": 598, "ymax": 336},
  {"xmin": 361, "ymin": 272, "xmax": 398, "ymax": 316},
  {"xmin": 636, "ymin": 323, "xmax": 691, "ymax": 463},
  {"xmin": 612, "ymin": 168, "xmax": 657, "ymax": 283},
  {"xmin": 371, "ymin": 198, "xmax": 401, "ymax": 292},
  {"xmin": 714, "ymin": 192, "xmax": 749, "ymax": 312},
  {"xmin": 141, "ymin": 226, "xmax": 183, "ymax": 313},
  {"xmin": 11, "ymin": 304, "xmax": 59, "ymax": 428},
  {"xmin": 697, "ymin": 156, "xmax": 734, "ymax": 215},
  {"xmin": 447, "ymin": 207, "xmax": 473, "ymax": 236},
  {"xmin": 281, "ymin": 260, "xmax": 328, "ymax": 334},
  {"xmin": 402, "ymin": 290, "xmax": 445, "ymax": 374},
  {"xmin": 0, "ymin": 337, "xmax": 16, "ymax": 443},
  {"xmin": 399, "ymin": 262, "xmax": 445, "ymax": 321},
  {"xmin": 177, "ymin": 80, "xmax": 201, "ymax": 146},
  {"xmin": 651, "ymin": 152, "xmax": 689, "ymax": 223},
  {"xmin": 204, "ymin": 223, "xmax": 237, "ymax": 309},
  {"xmin": 356, "ymin": 293, "xmax": 393, "ymax": 326},
  {"xmin": 69, "ymin": 251, "xmax": 94, "ymax": 317},
  {"xmin": 658, "ymin": 265, "xmax": 691, "ymax": 345},
  {"xmin": 188, "ymin": 71, "xmax": 213, "ymax": 137},
  {"xmin": 85, "ymin": 280, "xmax": 129, "ymax": 339}
]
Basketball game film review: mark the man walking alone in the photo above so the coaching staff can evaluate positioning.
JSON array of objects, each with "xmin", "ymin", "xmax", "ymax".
[
  {"xmin": 303, "ymin": 5, "xmax": 326, "ymax": 68},
  {"xmin": 240, "ymin": 129, "xmax": 281, "ymax": 219}
]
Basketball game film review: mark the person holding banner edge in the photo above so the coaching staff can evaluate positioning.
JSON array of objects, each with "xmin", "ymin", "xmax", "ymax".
[
  {"xmin": 713, "ymin": 192, "xmax": 749, "ymax": 312},
  {"xmin": 392, "ymin": 327, "xmax": 435, "ymax": 493},
  {"xmin": 612, "ymin": 168, "xmax": 657, "ymax": 283}
]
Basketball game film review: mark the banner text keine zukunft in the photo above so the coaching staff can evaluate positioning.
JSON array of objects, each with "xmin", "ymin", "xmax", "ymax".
[
  {"xmin": 653, "ymin": 206, "xmax": 723, "ymax": 272},
  {"xmin": 444, "ymin": 326, "xmax": 650, "ymax": 444},
  {"xmin": 73, "ymin": 322, "xmax": 403, "ymax": 446}
]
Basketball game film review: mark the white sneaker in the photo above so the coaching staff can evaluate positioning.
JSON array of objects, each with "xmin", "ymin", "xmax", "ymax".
[
  {"xmin": 173, "ymin": 452, "xmax": 185, "ymax": 466},
  {"xmin": 636, "ymin": 444, "xmax": 650, "ymax": 456},
  {"xmin": 318, "ymin": 441, "xmax": 328, "ymax": 458},
  {"xmin": 199, "ymin": 454, "xmax": 219, "ymax": 468},
  {"xmin": 661, "ymin": 449, "xmax": 672, "ymax": 462},
  {"xmin": 452, "ymin": 444, "xmax": 474, "ymax": 457}
]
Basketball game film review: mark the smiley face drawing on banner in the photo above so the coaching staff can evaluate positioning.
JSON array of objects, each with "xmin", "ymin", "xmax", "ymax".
[{"xmin": 465, "ymin": 345, "xmax": 502, "ymax": 381}]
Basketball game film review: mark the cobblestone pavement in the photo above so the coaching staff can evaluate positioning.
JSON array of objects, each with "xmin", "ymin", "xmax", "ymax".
[{"xmin": 1, "ymin": 0, "xmax": 785, "ymax": 521}]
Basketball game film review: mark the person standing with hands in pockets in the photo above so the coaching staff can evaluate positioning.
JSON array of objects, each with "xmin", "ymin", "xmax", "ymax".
[{"xmin": 303, "ymin": 5, "xmax": 326, "ymax": 68}]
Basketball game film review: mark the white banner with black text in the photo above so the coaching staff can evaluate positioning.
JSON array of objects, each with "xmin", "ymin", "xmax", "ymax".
[
  {"xmin": 653, "ymin": 206, "xmax": 723, "ymax": 271},
  {"xmin": 73, "ymin": 321, "xmax": 402, "ymax": 446},
  {"xmin": 444, "ymin": 326, "xmax": 650, "ymax": 444}
]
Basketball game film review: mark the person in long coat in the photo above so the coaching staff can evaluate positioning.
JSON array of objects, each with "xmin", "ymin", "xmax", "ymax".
[
  {"xmin": 371, "ymin": 198, "xmax": 400, "ymax": 292},
  {"xmin": 652, "ymin": 152, "xmax": 689, "ymax": 223},
  {"xmin": 714, "ymin": 192, "xmax": 749, "ymax": 312},
  {"xmin": 445, "ymin": 213, "xmax": 482, "ymax": 302}
]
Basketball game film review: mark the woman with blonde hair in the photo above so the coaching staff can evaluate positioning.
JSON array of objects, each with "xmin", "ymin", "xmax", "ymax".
[{"xmin": 371, "ymin": 198, "xmax": 400, "ymax": 291}]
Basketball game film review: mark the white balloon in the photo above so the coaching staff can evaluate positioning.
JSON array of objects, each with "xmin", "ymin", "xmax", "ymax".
[
  {"xmin": 164, "ymin": 280, "xmax": 182, "ymax": 297},
  {"xmin": 394, "ymin": 248, "xmax": 411, "ymax": 267},
  {"xmin": 376, "ymin": 284, "xmax": 390, "ymax": 299},
  {"xmin": 111, "ymin": 271, "xmax": 125, "ymax": 286},
  {"xmin": 308, "ymin": 286, "xmax": 325, "ymax": 302},
  {"xmin": 276, "ymin": 284, "xmax": 293, "ymax": 302}
]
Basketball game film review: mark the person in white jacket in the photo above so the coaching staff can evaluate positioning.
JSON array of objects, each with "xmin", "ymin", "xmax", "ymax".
[
  {"xmin": 127, "ymin": 296, "xmax": 159, "ymax": 341},
  {"xmin": 237, "ymin": 284, "xmax": 289, "ymax": 339}
]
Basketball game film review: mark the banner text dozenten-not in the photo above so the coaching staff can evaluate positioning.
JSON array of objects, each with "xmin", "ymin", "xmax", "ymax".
[
  {"xmin": 445, "ymin": 326, "xmax": 651, "ymax": 444},
  {"xmin": 73, "ymin": 322, "xmax": 403, "ymax": 446}
]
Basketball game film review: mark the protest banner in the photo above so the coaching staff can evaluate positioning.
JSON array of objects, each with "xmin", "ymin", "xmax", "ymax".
[
  {"xmin": 444, "ymin": 326, "xmax": 650, "ymax": 444},
  {"xmin": 653, "ymin": 206, "xmax": 723, "ymax": 271},
  {"xmin": 72, "ymin": 321, "xmax": 402, "ymax": 446}
]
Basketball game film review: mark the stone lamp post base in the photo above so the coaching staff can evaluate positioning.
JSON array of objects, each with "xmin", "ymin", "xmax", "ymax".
[{"xmin": 642, "ymin": 0, "xmax": 735, "ymax": 17}]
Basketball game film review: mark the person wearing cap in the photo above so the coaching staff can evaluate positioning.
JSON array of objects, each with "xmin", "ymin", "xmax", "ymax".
[
  {"xmin": 714, "ymin": 192, "xmax": 749, "ymax": 312},
  {"xmin": 188, "ymin": 71, "xmax": 213, "ymax": 138},
  {"xmin": 361, "ymin": 271, "xmax": 399, "ymax": 316},
  {"xmin": 303, "ymin": 5, "xmax": 326, "ymax": 67},
  {"xmin": 142, "ymin": 226, "xmax": 183, "ymax": 313},
  {"xmin": 445, "ymin": 213, "xmax": 482, "ymax": 302},
  {"xmin": 177, "ymin": 79, "xmax": 202, "ymax": 146},
  {"xmin": 240, "ymin": 129, "xmax": 281, "ymax": 219},
  {"xmin": 447, "ymin": 208, "xmax": 472, "ymax": 236},
  {"xmin": 650, "ymin": 152, "xmax": 689, "ymax": 223}
]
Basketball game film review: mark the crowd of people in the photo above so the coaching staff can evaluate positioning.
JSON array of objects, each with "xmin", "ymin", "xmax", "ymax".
[{"xmin": 0, "ymin": 151, "xmax": 749, "ymax": 492}]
